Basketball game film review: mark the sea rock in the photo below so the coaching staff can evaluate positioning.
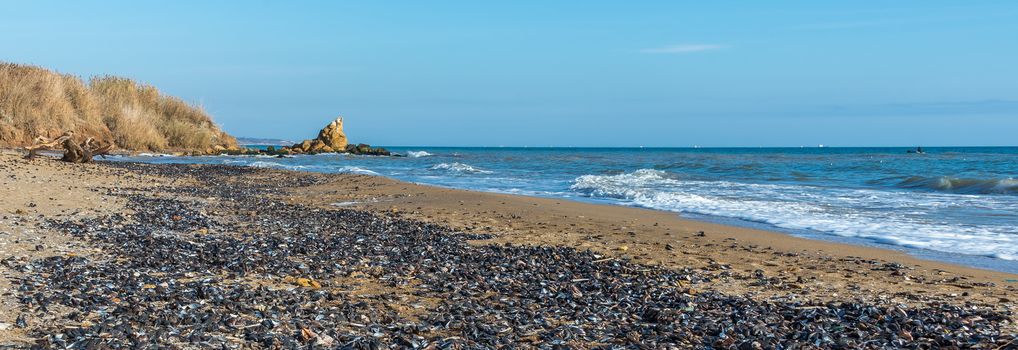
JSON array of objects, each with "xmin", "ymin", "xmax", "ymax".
[
  {"xmin": 309, "ymin": 139, "xmax": 327, "ymax": 152},
  {"xmin": 294, "ymin": 140, "xmax": 313, "ymax": 153},
  {"xmin": 204, "ymin": 144, "xmax": 246, "ymax": 155},
  {"xmin": 316, "ymin": 117, "xmax": 348, "ymax": 151},
  {"xmin": 286, "ymin": 116, "xmax": 389, "ymax": 155},
  {"xmin": 346, "ymin": 143, "xmax": 391, "ymax": 156}
]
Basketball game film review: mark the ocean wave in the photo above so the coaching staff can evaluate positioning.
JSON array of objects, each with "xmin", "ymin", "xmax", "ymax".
[
  {"xmin": 430, "ymin": 162, "xmax": 493, "ymax": 174},
  {"xmin": 571, "ymin": 169, "xmax": 680, "ymax": 199},
  {"xmin": 407, "ymin": 150, "xmax": 432, "ymax": 158},
  {"xmin": 248, "ymin": 161, "xmax": 306, "ymax": 170},
  {"xmin": 896, "ymin": 176, "xmax": 1018, "ymax": 195},
  {"xmin": 570, "ymin": 169, "xmax": 1018, "ymax": 261},
  {"xmin": 652, "ymin": 161, "xmax": 706, "ymax": 170},
  {"xmin": 136, "ymin": 153, "xmax": 177, "ymax": 157},
  {"xmin": 334, "ymin": 166, "xmax": 379, "ymax": 175}
]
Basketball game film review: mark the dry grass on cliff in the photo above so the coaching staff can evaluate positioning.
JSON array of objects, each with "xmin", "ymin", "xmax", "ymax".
[{"xmin": 0, "ymin": 62, "xmax": 237, "ymax": 151}]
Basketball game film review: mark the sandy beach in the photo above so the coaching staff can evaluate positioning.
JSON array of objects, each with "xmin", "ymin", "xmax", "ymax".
[{"xmin": 1, "ymin": 151, "xmax": 1015, "ymax": 348}]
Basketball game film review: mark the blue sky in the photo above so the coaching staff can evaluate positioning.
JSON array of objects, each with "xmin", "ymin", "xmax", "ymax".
[{"xmin": 3, "ymin": 1, "xmax": 1017, "ymax": 146}]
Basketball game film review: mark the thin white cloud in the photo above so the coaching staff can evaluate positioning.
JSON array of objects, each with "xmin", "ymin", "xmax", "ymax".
[
  {"xmin": 786, "ymin": 20, "xmax": 886, "ymax": 31},
  {"xmin": 640, "ymin": 44, "xmax": 728, "ymax": 54}
]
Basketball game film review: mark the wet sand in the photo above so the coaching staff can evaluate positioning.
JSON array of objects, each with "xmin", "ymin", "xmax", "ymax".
[{"xmin": 1, "ymin": 151, "xmax": 1015, "ymax": 347}]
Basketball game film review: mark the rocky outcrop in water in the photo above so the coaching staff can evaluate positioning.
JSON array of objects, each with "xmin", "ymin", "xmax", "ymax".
[
  {"xmin": 346, "ymin": 143, "xmax": 391, "ymax": 156},
  {"xmin": 317, "ymin": 118, "xmax": 348, "ymax": 151},
  {"xmin": 282, "ymin": 117, "xmax": 390, "ymax": 156}
]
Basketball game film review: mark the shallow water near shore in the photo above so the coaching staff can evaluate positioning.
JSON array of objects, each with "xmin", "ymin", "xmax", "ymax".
[{"xmin": 108, "ymin": 146, "xmax": 1018, "ymax": 273}]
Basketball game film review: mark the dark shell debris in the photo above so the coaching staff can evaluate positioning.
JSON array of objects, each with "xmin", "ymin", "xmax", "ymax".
[{"xmin": 8, "ymin": 162, "xmax": 1017, "ymax": 349}]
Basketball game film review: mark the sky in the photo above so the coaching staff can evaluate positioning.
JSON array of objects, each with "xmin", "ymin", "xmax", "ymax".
[{"xmin": 2, "ymin": 1, "xmax": 1017, "ymax": 147}]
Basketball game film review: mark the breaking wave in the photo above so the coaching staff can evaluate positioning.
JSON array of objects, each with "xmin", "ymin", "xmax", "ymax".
[
  {"xmin": 136, "ymin": 153, "xmax": 177, "ymax": 157},
  {"xmin": 333, "ymin": 166, "xmax": 379, "ymax": 175},
  {"xmin": 407, "ymin": 151, "xmax": 433, "ymax": 158},
  {"xmin": 896, "ymin": 176, "xmax": 1018, "ymax": 195},
  {"xmin": 570, "ymin": 169, "xmax": 1018, "ymax": 261},
  {"xmin": 430, "ymin": 162, "xmax": 494, "ymax": 174},
  {"xmin": 247, "ymin": 161, "xmax": 306, "ymax": 170}
]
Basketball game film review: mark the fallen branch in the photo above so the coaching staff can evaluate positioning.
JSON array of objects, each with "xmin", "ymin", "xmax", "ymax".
[
  {"xmin": 24, "ymin": 133, "xmax": 73, "ymax": 159},
  {"xmin": 23, "ymin": 131, "xmax": 114, "ymax": 163}
]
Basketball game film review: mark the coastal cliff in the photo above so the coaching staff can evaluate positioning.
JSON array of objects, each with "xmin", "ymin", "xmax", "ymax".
[{"xmin": 0, "ymin": 62, "xmax": 237, "ymax": 153}]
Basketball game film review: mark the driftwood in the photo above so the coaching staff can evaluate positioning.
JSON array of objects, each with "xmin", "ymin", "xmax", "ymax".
[{"xmin": 24, "ymin": 131, "xmax": 114, "ymax": 163}]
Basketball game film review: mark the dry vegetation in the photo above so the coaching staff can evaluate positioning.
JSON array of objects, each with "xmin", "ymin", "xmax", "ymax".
[{"xmin": 0, "ymin": 62, "xmax": 237, "ymax": 152}]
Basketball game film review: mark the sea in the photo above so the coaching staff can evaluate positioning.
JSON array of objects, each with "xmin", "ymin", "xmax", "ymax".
[{"xmin": 109, "ymin": 147, "xmax": 1018, "ymax": 273}]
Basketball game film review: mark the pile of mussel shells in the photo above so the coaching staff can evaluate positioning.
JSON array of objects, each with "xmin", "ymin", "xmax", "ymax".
[{"xmin": 11, "ymin": 163, "xmax": 1016, "ymax": 349}]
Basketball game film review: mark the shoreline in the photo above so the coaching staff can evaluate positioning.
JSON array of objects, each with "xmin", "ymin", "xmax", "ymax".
[
  {"xmin": 343, "ymin": 178, "xmax": 1018, "ymax": 275},
  {"xmin": 2, "ymin": 152, "xmax": 1015, "ymax": 347},
  {"xmin": 308, "ymin": 174, "xmax": 1018, "ymax": 275},
  {"xmin": 289, "ymin": 173, "xmax": 1018, "ymax": 289},
  {"xmin": 680, "ymin": 211, "xmax": 1018, "ymax": 275},
  {"xmin": 105, "ymin": 146, "xmax": 1018, "ymax": 272}
]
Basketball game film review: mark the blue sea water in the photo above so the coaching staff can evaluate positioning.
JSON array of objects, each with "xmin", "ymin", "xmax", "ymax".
[{"xmin": 110, "ymin": 147, "xmax": 1018, "ymax": 273}]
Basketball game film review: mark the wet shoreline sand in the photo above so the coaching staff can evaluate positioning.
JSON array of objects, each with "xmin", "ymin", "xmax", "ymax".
[{"xmin": 1, "ymin": 152, "xmax": 1015, "ymax": 348}]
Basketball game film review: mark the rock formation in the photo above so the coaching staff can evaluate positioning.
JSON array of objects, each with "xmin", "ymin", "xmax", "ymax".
[
  {"xmin": 281, "ymin": 117, "xmax": 390, "ymax": 156},
  {"xmin": 317, "ymin": 118, "xmax": 348, "ymax": 151},
  {"xmin": 345, "ymin": 143, "xmax": 391, "ymax": 156}
]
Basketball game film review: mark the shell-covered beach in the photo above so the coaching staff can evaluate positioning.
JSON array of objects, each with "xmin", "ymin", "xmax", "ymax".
[{"xmin": 2, "ymin": 152, "xmax": 1015, "ymax": 348}]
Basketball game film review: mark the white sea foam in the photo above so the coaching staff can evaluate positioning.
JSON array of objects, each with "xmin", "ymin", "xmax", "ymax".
[
  {"xmin": 334, "ymin": 166, "xmax": 379, "ymax": 175},
  {"xmin": 430, "ymin": 162, "xmax": 494, "ymax": 174},
  {"xmin": 248, "ymin": 161, "xmax": 306, "ymax": 170},
  {"xmin": 407, "ymin": 151, "xmax": 433, "ymax": 158},
  {"xmin": 571, "ymin": 169, "xmax": 1018, "ymax": 261},
  {"xmin": 136, "ymin": 153, "xmax": 176, "ymax": 157}
]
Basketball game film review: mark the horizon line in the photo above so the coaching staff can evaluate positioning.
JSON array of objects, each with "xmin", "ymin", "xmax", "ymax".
[{"xmin": 238, "ymin": 144, "xmax": 1018, "ymax": 149}]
